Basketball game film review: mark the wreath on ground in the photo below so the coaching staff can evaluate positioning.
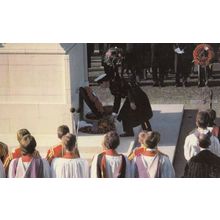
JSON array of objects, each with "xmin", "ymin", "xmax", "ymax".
[
  {"xmin": 193, "ymin": 44, "xmax": 214, "ymax": 67},
  {"xmin": 79, "ymin": 117, "xmax": 116, "ymax": 134}
]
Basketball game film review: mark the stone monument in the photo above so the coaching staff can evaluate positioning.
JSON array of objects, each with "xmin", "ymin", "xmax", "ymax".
[{"xmin": 0, "ymin": 43, "xmax": 88, "ymax": 156}]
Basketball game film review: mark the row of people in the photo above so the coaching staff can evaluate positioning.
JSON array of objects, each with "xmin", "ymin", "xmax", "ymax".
[
  {"xmin": 183, "ymin": 109, "xmax": 220, "ymax": 177},
  {"xmin": 0, "ymin": 127, "xmax": 175, "ymax": 178},
  {"xmin": 184, "ymin": 109, "xmax": 220, "ymax": 161},
  {"xmin": 99, "ymin": 43, "xmax": 216, "ymax": 87},
  {"xmin": 1, "ymin": 108, "xmax": 220, "ymax": 178}
]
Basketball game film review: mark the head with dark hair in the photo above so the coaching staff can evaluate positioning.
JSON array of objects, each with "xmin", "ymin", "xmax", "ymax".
[
  {"xmin": 198, "ymin": 133, "xmax": 211, "ymax": 149},
  {"xmin": 57, "ymin": 125, "xmax": 70, "ymax": 140},
  {"xmin": 0, "ymin": 142, "xmax": 8, "ymax": 163},
  {"xmin": 103, "ymin": 131, "xmax": 120, "ymax": 150},
  {"xmin": 20, "ymin": 134, "xmax": 37, "ymax": 155},
  {"xmin": 17, "ymin": 128, "xmax": 31, "ymax": 144},
  {"xmin": 143, "ymin": 131, "xmax": 160, "ymax": 149},
  {"xmin": 206, "ymin": 109, "xmax": 216, "ymax": 127},
  {"xmin": 62, "ymin": 133, "xmax": 76, "ymax": 152},
  {"xmin": 138, "ymin": 130, "xmax": 149, "ymax": 145},
  {"xmin": 196, "ymin": 111, "xmax": 210, "ymax": 129}
]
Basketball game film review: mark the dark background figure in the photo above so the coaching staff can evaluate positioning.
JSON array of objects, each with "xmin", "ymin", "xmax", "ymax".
[
  {"xmin": 115, "ymin": 44, "xmax": 151, "ymax": 82},
  {"xmin": 174, "ymin": 43, "xmax": 194, "ymax": 87},
  {"xmin": 123, "ymin": 43, "xmax": 136, "ymax": 76},
  {"xmin": 183, "ymin": 133, "xmax": 220, "ymax": 178},
  {"xmin": 131, "ymin": 44, "xmax": 150, "ymax": 81},
  {"xmin": 122, "ymin": 44, "xmax": 144, "ymax": 81},
  {"xmin": 198, "ymin": 64, "xmax": 210, "ymax": 87},
  {"xmin": 87, "ymin": 43, "xmax": 94, "ymax": 68},
  {"xmin": 193, "ymin": 43, "xmax": 215, "ymax": 87},
  {"xmin": 151, "ymin": 43, "xmax": 173, "ymax": 87}
]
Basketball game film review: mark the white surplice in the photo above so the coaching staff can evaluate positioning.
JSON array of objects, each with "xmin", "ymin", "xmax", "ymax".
[
  {"xmin": 90, "ymin": 154, "xmax": 131, "ymax": 178},
  {"xmin": 8, "ymin": 158, "xmax": 51, "ymax": 178},
  {"xmin": 51, "ymin": 158, "xmax": 89, "ymax": 178},
  {"xmin": 131, "ymin": 151, "xmax": 175, "ymax": 178},
  {"xmin": 0, "ymin": 160, "xmax": 5, "ymax": 178},
  {"xmin": 184, "ymin": 128, "xmax": 220, "ymax": 161}
]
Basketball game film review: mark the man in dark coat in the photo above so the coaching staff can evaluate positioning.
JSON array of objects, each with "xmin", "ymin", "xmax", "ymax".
[
  {"xmin": 116, "ymin": 79, "xmax": 153, "ymax": 136},
  {"xmin": 183, "ymin": 133, "xmax": 220, "ymax": 178},
  {"xmin": 151, "ymin": 43, "xmax": 173, "ymax": 87},
  {"xmin": 97, "ymin": 47, "xmax": 153, "ymax": 137},
  {"xmin": 174, "ymin": 43, "xmax": 194, "ymax": 87}
]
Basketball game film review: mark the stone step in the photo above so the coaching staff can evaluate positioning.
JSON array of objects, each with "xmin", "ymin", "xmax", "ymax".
[
  {"xmin": 91, "ymin": 56, "xmax": 102, "ymax": 61},
  {"xmin": 91, "ymin": 58, "xmax": 102, "ymax": 63},
  {"xmin": 91, "ymin": 62, "xmax": 102, "ymax": 68},
  {"xmin": 89, "ymin": 66, "xmax": 104, "ymax": 72}
]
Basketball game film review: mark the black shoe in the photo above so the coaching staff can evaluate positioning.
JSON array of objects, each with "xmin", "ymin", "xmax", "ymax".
[{"xmin": 120, "ymin": 132, "xmax": 134, "ymax": 137}]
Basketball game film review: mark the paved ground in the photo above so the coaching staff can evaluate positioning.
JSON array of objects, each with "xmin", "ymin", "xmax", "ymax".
[
  {"xmin": 91, "ymin": 77, "xmax": 220, "ymax": 177},
  {"xmin": 91, "ymin": 72, "xmax": 220, "ymax": 112}
]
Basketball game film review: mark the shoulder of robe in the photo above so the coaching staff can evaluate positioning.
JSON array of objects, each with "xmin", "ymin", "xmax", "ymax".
[
  {"xmin": 158, "ymin": 151, "xmax": 169, "ymax": 158},
  {"xmin": 188, "ymin": 128, "xmax": 197, "ymax": 135}
]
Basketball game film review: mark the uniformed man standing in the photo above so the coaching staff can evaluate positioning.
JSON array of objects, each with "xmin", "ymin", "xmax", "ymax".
[
  {"xmin": 174, "ymin": 43, "xmax": 194, "ymax": 87},
  {"xmin": 96, "ymin": 47, "xmax": 153, "ymax": 137},
  {"xmin": 151, "ymin": 43, "xmax": 173, "ymax": 87}
]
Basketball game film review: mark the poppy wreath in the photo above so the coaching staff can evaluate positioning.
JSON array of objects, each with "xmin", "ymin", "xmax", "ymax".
[
  {"xmin": 79, "ymin": 117, "xmax": 116, "ymax": 134},
  {"xmin": 103, "ymin": 47, "xmax": 125, "ymax": 68},
  {"xmin": 96, "ymin": 117, "xmax": 116, "ymax": 134},
  {"xmin": 193, "ymin": 44, "xmax": 214, "ymax": 66}
]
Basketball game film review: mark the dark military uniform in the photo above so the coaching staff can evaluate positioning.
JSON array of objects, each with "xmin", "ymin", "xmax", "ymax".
[
  {"xmin": 111, "ymin": 79, "xmax": 153, "ymax": 135},
  {"xmin": 151, "ymin": 43, "xmax": 173, "ymax": 87},
  {"xmin": 174, "ymin": 43, "xmax": 194, "ymax": 86}
]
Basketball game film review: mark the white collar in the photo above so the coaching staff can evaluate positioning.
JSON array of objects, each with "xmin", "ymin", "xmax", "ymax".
[
  {"xmin": 197, "ymin": 128, "xmax": 210, "ymax": 134},
  {"xmin": 146, "ymin": 148, "xmax": 157, "ymax": 152},
  {"xmin": 200, "ymin": 148, "xmax": 209, "ymax": 151}
]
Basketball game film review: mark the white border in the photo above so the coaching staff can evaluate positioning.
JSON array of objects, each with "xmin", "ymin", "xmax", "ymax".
[{"xmin": 1, "ymin": 1, "xmax": 220, "ymax": 220}]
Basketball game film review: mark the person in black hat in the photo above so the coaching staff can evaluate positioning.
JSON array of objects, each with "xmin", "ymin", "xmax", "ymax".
[{"xmin": 96, "ymin": 47, "xmax": 153, "ymax": 137}]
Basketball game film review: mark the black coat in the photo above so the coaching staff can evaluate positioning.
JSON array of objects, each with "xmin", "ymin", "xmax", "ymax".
[
  {"xmin": 116, "ymin": 82, "xmax": 153, "ymax": 128},
  {"xmin": 151, "ymin": 43, "xmax": 174, "ymax": 70},
  {"xmin": 174, "ymin": 43, "xmax": 194, "ymax": 62},
  {"xmin": 183, "ymin": 150, "xmax": 220, "ymax": 178}
]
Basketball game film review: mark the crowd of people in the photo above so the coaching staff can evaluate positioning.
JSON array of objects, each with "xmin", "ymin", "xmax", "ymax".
[
  {"xmin": 0, "ymin": 108, "xmax": 220, "ymax": 178},
  {"xmin": 0, "ymin": 125, "xmax": 175, "ymax": 178},
  {"xmin": 89, "ymin": 43, "xmax": 219, "ymax": 87}
]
